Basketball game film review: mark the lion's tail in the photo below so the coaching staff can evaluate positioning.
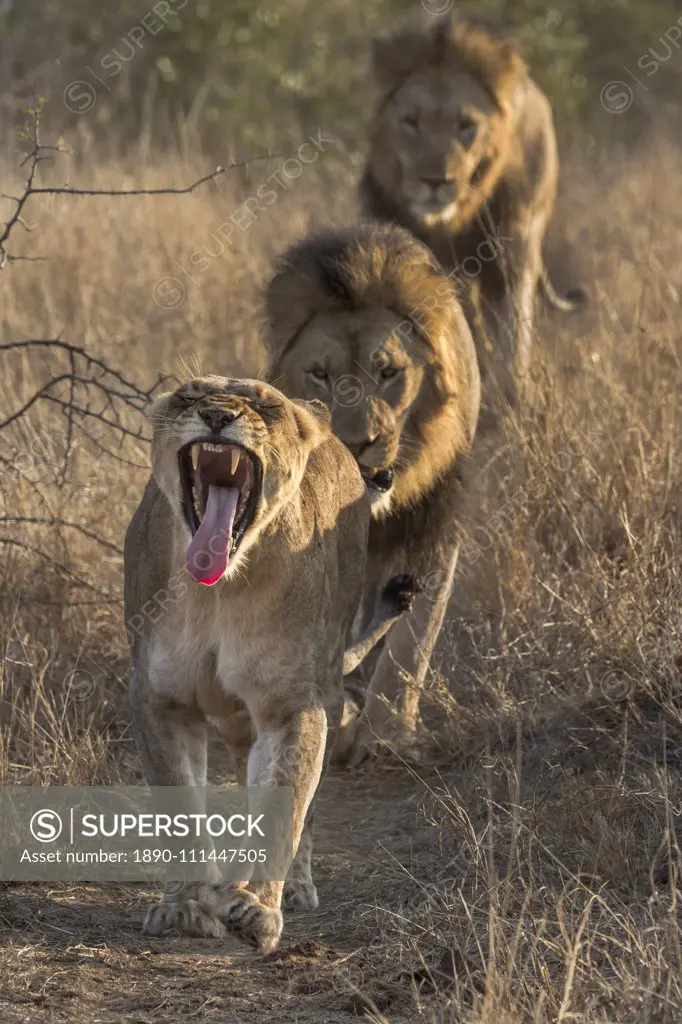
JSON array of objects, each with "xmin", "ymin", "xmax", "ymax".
[{"xmin": 538, "ymin": 263, "xmax": 587, "ymax": 313}]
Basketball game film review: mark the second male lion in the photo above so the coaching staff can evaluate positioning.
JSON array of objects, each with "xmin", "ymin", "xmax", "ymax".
[
  {"xmin": 264, "ymin": 223, "xmax": 480, "ymax": 761},
  {"xmin": 125, "ymin": 376, "xmax": 414, "ymax": 951},
  {"xmin": 360, "ymin": 11, "xmax": 584, "ymax": 397}
]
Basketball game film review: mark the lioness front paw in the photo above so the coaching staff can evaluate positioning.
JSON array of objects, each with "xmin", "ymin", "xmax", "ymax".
[
  {"xmin": 143, "ymin": 898, "xmax": 226, "ymax": 938},
  {"xmin": 283, "ymin": 879, "xmax": 319, "ymax": 911},
  {"xmin": 213, "ymin": 884, "xmax": 283, "ymax": 953}
]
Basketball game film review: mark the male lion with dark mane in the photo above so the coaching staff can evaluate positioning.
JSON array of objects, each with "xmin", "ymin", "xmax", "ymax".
[
  {"xmin": 360, "ymin": 10, "xmax": 584, "ymax": 398},
  {"xmin": 263, "ymin": 223, "xmax": 480, "ymax": 761}
]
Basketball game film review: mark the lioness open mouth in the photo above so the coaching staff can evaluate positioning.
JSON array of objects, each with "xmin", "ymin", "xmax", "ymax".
[
  {"xmin": 362, "ymin": 466, "xmax": 394, "ymax": 494},
  {"xmin": 178, "ymin": 441, "xmax": 262, "ymax": 586}
]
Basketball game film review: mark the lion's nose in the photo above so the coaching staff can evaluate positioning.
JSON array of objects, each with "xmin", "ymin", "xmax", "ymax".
[
  {"xmin": 348, "ymin": 435, "xmax": 379, "ymax": 466},
  {"xmin": 421, "ymin": 176, "xmax": 450, "ymax": 189},
  {"xmin": 348, "ymin": 434, "xmax": 378, "ymax": 455},
  {"xmin": 420, "ymin": 177, "xmax": 456, "ymax": 203},
  {"xmin": 198, "ymin": 405, "xmax": 241, "ymax": 433}
]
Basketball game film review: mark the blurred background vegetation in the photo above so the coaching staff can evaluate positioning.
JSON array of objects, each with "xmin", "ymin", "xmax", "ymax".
[{"xmin": 1, "ymin": 0, "xmax": 681, "ymax": 155}]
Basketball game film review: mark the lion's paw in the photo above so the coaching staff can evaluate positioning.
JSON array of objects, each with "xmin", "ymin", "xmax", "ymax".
[
  {"xmin": 342, "ymin": 712, "xmax": 423, "ymax": 768},
  {"xmin": 214, "ymin": 884, "xmax": 283, "ymax": 953},
  {"xmin": 143, "ymin": 898, "xmax": 226, "ymax": 938},
  {"xmin": 283, "ymin": 879, "xmax": 319, "ymax": 911},
  {"xmin": 382, "ymin": 572, "xmax": 420, "ymax": 614}
]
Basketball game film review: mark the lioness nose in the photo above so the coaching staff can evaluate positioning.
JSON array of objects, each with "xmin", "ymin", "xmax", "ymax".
[{"xmin": 198, "ymin": 405, "xmax": 240, "ymax": 432}]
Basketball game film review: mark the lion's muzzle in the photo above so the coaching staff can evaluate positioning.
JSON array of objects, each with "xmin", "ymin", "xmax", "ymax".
[{"xmin": 362, "ymin": 466, "xmax": 394, "ymax": 493}]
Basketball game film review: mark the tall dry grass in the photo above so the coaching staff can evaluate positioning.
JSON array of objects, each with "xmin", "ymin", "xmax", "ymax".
[
  {"xmin": 0, "ymin": 128, "xmax": 681, "ymax": 1021},
  {"xmin": 0, "ymin": 132, "xmax": 357, "ymax": 784}
]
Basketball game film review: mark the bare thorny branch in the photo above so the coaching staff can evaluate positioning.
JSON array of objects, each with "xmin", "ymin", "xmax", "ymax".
[
  {"xmin": 0, "ymin": 342, "xmax": 162, "ymax": 456},
  {"xmin": 0, "ymin": 338, "xmax": 157, "ymax": 595},
  {"xmin": 0, "ymin": 101, "xmax": 286, "ymax": 270},
  {"xmin": 0, "ymin": 105, "xmax": 285, "ymax": 598}
]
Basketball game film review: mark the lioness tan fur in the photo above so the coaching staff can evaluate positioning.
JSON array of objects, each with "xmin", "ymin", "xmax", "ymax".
[
  {"xmin": 124, "ymin": 375, "xmax": 415, "ymax": 951},
  {"xmin": 360, "ymin": 10, "xmax": 584, "ymax": 399},
  {"xmin": 264, "ymin": 223, "xmax": 480, "ymax": 762}
]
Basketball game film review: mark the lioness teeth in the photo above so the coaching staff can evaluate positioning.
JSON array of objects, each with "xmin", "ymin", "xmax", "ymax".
[{"xmin": 197, "ymin": 442, "xmax": 241, "ymax": 476}]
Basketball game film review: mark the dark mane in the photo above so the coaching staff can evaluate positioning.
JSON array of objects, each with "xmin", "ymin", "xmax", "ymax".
[
  {"xmin": 371, "ymin": 10, "xmax": 525, "ymax": 105},
  {"xmin": 264, "ymin": 222, "xmax": 460, "ymax": 362}
]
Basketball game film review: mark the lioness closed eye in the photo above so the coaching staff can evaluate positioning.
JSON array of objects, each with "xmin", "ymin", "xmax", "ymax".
[{"xmin": 124, "ymin": 375, "xmax": 415, "ymax": 952}]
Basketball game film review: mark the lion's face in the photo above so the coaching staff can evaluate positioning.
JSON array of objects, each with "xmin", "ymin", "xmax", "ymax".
[
  {"xmin": 265, "ymin": 223, "xmax": 480, "ymax": 520},
  {"xmin": 374, "ymin": 68, "xmax": 504, "ymax": 230},
  {"xmin": 274, "ymin": 308, "xmax": 431, "ymax": 517},
  {"xmin": 149, "ymin": 376, "xmax": 324, "ymax": 584}
]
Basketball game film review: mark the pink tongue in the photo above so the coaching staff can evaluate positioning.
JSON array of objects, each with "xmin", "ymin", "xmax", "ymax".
[{"xmin": 186, "ymin": 485, "xmax": 240, "ymax": 585}]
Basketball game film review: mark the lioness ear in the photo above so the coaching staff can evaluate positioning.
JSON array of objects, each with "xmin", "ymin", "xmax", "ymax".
[
  {"xmin": 299, "ymin": 399, "xmax": 331, "ymax": 425},
  {"xmin": 291, "ymin": 400, "xmax": 330, "ymax": 444}
]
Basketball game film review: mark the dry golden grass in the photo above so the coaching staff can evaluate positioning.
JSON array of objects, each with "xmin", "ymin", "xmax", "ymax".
[{"xmin": 0, "ymin": 129, "xmax": 681, "ymax": 1022}]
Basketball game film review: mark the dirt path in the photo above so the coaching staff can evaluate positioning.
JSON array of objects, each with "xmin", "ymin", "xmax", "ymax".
[{"xmin": 0, "ymin": 760, "xmax": 444, "ymax": 1024}]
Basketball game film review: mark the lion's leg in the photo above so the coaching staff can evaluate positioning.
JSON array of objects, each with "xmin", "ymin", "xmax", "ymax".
[
  {"xmin": 212, "ymin": 698, "xmax": 254, "ymax": 785},
  {"xmin": 283, "ymin": 804, "xmax": 318, "ymax": 910},
  {"xmin": 130, "ymin": 667, "xmax": 226, "ymax": 938},
  {"xmin": 211, "ymin": 703, "xmax": 328, "ymax": 951},
  {"xmin": 494, "ymin": 217, "xmax": 547, "ymax": 386},
  {"xmin": 284, "ymin": 687, "xmax": 343, "ymax": 911},
  {"xmin": 345, "ymin": 544, "xmax": 460, "ymax": 763},
  {"xmin": 216, "ymin": 704, "xmax": 324, "ymax": 914},
  {"xmin": 130, "ymin": 671, "xmax": 209, "ymax": 789},
  {"xmin": 507, "ymin": 251, "xmax": 541, "ymax": 384}
]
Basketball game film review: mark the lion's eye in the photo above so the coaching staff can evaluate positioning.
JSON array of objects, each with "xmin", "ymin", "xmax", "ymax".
[
  {"xmin": 308, "ymin": 367, "xmax": 330, "ymax": 389},
  {"xmin": 380, "ymin": 364, "xmax": 401, "ymax": 380},
  {"xmin": 401, "ymin": 115, "xmax": 419, "ymax": 134},
  {"xmin": 458, "ymin": 115, "xmax": 477, "ymax": 141}
]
